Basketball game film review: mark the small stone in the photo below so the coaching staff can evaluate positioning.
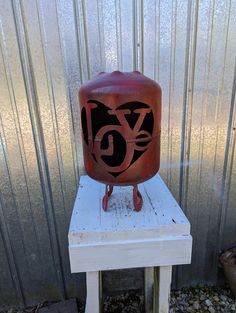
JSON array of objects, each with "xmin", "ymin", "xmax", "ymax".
[
  {"xmin": 230, "ymin": 304, "xmax": 236, "ymax": 310},
  {"xmin": 205, "ymin": 299, "xmax": 213, "ymax": 307},
  {"xmin": 208, "ymin": 307, "xmax": 215, "ymax": 313},
  {"xmin": 220, "ymin": 295, "xmax": 227, "ymax": 302},
  {"xmin": 213, "ymin": 296, "xmax": 219, "ymax": 302},
  {"xmin": 193, "ymin": 301, "xmax": 200, "ymax": 310}
]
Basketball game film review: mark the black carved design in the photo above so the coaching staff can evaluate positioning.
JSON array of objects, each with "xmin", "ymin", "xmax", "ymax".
[{"xmin": 81, "ymin": 100, "xmax": 154, "ymax": 177}]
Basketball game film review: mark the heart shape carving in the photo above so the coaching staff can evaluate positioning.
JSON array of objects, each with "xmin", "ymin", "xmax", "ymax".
[{"xmin": 81, "ymin": 100, "xmax": 154, "ymax": 177}]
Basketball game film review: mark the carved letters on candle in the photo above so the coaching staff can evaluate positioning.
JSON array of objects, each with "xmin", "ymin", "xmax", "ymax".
[{"xmin": 81, "ymin": 100, "xmax": 154, "ymax": 177}]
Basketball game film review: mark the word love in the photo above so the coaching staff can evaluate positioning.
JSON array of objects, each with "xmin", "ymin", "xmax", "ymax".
[{"xmin": 81, "ymin": 100, "xmax": 154, "ymax": 177}]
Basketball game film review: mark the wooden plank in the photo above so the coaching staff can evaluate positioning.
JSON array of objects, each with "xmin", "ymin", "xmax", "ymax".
[
  {"xmin": 69, "ymin": 178, "xmax": 102, "ymax": 234},
  {"xmin": 69, "ymin": 224, "xmax": 190, "ymax": 245},
  {"xmin": 69, "ymin": 235, "xmax": 192, "ymax": 272},
  {"xmin": 85, "ymin": 271, "xmax": 102, "ymax": 313},
  {"xmin": 154, "ymin": 266, "xmax": 172, "ymax": 313}
]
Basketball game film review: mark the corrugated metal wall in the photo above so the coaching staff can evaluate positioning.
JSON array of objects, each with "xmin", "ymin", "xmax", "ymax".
[{"xmin": 0, "ymin": 0, "xmax": 235, "ymax": 309}]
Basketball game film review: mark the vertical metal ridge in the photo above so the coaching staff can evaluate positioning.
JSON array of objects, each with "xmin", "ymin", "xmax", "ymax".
[
  {"xmin": 81, "ymin": 0, "xmax": 91, "ymax": 79},
  {"xmin": 182, "ymin": 0, "xmax": 199, "ymax": 212},
  {"xmin": 54, "ymin": 0, "xmax": 80, "ymax": 185},
  {"xmin": 154, "ymin": 0, "xmax": 160, "ymax": 81},
  {"xmin": 139, "ymin": 0, "xmax": 144, "ymax": 73},
  {"xmin": 0, "ymin": 112, "xmax": 31, "ymax": 306},
  {"xmin": 0, "ymin": 16, "xmax": 43, "ymax": 265},
  {"xmin": 179, "ymin": 0, "xmax": 193, "ymax": 207},
  {"xmin": 176, "ymin": 0, "xmax": 199, "ymax": 288},
  {"xmin": 71, "ymin": 0, "xmax": 89, "ymax": 173},
  {"xmin": 204, "ymin": 0, "xmax": 233, "ymax": 273},
  {"xmin": 36, "ymin": 0, "xmax": 67, "ymax": 219},
  {"xmin": 132, "ymin": 0, "xmax": 138, "ymax": 70},
  {"xmin": 218, "ymin": 59, "xmax": 236, "ymax": 248},
  {"xmin": 195, "ymin": 0, "xmax": 215, "ymax": 186},
  {"xmin": 115, "ymin": 0, "xmax": 123, "ymax": 70},
  {"xmin": 167, "ymin": 0, "xmax": 177, "ymax": 186},
  {"xmin": 132, "ymin": 0, "xmax": 143, "ymax": 72},
  {"xmin": 97, "ymin": 0, "xmax": 105, "ymax": 70},
  {"xmin": 210, "ymin": 0, "xmax": 232, "ymax": 185},
  {"xmin": 214, "ymin": 0, "xmax": 232, "ymax": 123},
  {"xmin": 195, "ymin": 0, "xmax": 215, "ymax": 195},
  {"xmin": 72, "ymin": 0, "xmax": 85, "ymax": 84},
  {"xmin": 66, "ymin": 88, "xmax": 81, "ymax": 184},
  {"xmin": 0, "ymin": 195, "xmax": 25, "ymax": 307},
  {"xmin": 73, "ymin": 0, "xmax": 90, "ymax": 82},
  {"xmin": 0, "ymin": 119, "xmax": 26, "ymax": 307},
  {"xmin": 222, "ymin": 118, "xmax": 236, "ymax": 220},
  {"xmin": 196, "ymin": 0, "xmax": 222, "ymax": 282},
  {"xmin": 115, "ymin": 0, "xmax": 120, "ymax": 69},
  {"xmin": 220, "ymin": 119, "xmax": 236, "ymax": 238},
  {"xmin": 11, "ymin": 0, "xmax": 66, "ymax": 299},
  {"xmin": 191, "ymin": 0, "xmax": 215, "ymax": 281}
]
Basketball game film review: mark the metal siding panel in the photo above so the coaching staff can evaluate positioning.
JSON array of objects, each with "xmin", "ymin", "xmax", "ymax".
[
  {"xmin": 0, "ymin": 194, "xmax": 23, "ymax": 308},
  {"xmin": 0, "ymin": 0, "xmax": 82, "ymax": 308},
  {"xmin": 0, "ymin": 0, "xmax": 66, "ymax": 306},
  {"xmin": 158, "ymin": 0, "xmax": 174, "ymax": 187},
  {"xmin": 23, "ymin": 0, "xmax": 78, "ymax": 295},
  {"xmin": 119, "ymin": 0, "xmax": 134, "ymax": 71},
  {"xmin": 83, "ymin": 0, "xmax": 103, "ymax": 76},
  {"xmin": 179, "ymin": 0, "xmax": 236, "ymax": 287},
  {"xmin": 157, "ymin": 0, "xmax": 190, "ymax": 204},
  {"xmin": 221, "ymin": 119, "xmax": 236, "ymax": 249},
  {"xmin": 219, "ymin": 65, "xmax": 236, "ymax": 249}
]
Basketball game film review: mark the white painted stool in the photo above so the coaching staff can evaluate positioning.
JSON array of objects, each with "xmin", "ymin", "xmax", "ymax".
[{"xmin": 68, "ymin": 174, "xmax": 192, "ymax": 313}]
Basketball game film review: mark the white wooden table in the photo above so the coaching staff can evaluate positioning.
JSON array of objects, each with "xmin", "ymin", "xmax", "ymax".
[{"xmin": 69, "ymin": 174, "xmax": 192, "ymax": 313}]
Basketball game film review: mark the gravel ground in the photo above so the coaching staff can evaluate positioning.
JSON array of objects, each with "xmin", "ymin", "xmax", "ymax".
[
  {"xmin": 103, "ymin": 292, "xmax": 144, "ymax": 313},
  {"xmin": 170, "ymin": 286, "xmax": 236, "ymax": 313},
  {"xmin": 1, "ymin": 285, "xmax": 235, "ymax": 313},
  {"xmin": 103, "ymin": 286, "xmax": 236, "ymax": 313}
]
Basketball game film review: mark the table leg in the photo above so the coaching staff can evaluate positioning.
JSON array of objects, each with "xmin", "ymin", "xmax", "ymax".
[
  {"xmin": 154, "ymin": 266, "xmax": 172, "ymax": 313},
  {"xmin": 144, "ymin": 267, "xmax": 154, "ymax": 313},
  {"xmin": 85, "ymin": 271, "xmax": 102, "ymax": 313}
]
